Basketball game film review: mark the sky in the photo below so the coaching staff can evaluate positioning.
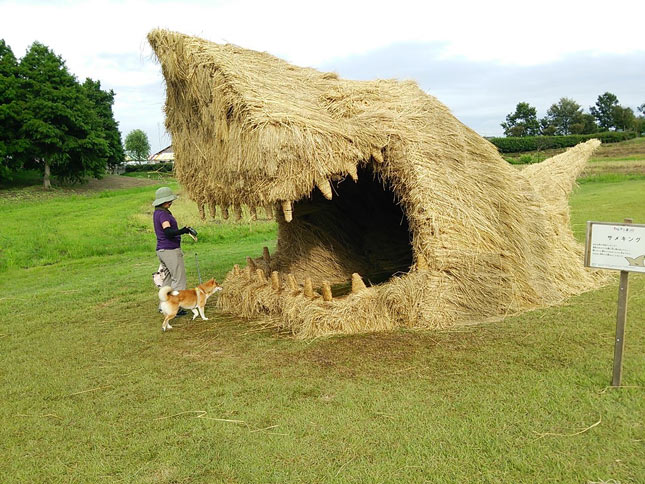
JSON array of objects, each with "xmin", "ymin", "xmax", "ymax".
[{"xmin": 1, "ymin": 0, "xmax": 644, "ymax": 153}]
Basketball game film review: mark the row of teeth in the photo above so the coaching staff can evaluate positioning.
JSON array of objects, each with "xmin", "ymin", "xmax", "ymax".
[
  {"xmin": 231, "ymin": 261, "xmax": 367, "ymax": 301},
  {"xmin": 198, "ymin": 163, "xmax": 365, "ymax": 223},
  {"xmin": 228, "ymin": 248, "xmax": 429, "ymax": 301}
]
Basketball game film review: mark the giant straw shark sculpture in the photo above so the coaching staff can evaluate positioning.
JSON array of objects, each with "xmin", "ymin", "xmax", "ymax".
[{"xmin": 148, "ymin": 29, "xmax": 604, "ymax": 337}]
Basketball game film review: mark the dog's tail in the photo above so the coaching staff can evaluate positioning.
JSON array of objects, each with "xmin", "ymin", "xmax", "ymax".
[{"xmin": 158, "ymin": 286, "xmax": 173, "ymax": 302}]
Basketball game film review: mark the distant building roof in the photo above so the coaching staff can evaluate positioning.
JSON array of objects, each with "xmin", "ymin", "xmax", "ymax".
[{"xmin": 149, "ymin": 145, "xmax": 174, "ymax": 162}]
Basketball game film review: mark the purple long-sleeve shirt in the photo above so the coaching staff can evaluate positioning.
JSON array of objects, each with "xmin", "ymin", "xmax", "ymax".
[{"xmin": 153, "ymin": 208, "xmax": 181, "ymax": 250}]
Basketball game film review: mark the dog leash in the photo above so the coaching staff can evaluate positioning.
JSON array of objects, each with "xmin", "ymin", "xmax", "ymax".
[{"xmin": 194, "ymin": 253, "xmax": 202, "ymax": 284}]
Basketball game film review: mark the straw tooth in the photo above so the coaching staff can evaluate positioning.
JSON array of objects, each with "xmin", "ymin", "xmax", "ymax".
[
  {"xmin": 351, "ymin": 273, "xmax": 367, "ymax": 293},
  {"xmin": 245, "ymin": 265, "xmax": 253, "ymax": 280},
  {"xmin": 221, "ymin": 205, "xmax": 229, "ymax": 220},
  {"xmin": 416, "ymin": 253, "xmax": 428, "ymax": 271},
  {"xmin": 304, "ymin": 277, "xmax": 314, "ymax": 298},
  {"xmin": 287, "ymin": 273, "xmax": 298, "ymax": 292},
  {"xmin": 208, "ymin": 202, "xmax": 217, "ymax": 219},
  {"xmin": 264, "ymin": 204, "xmax": 274, "ymax": 219},
  {"xmin": 256, "ymin": 268, "xmax": 267, "ymax": 284},
  {"xmin": 271, "ymin": 271, "xmax": 281, "ymax": 291},
  {"xmin": 322, "ymin": 281, "xmax": 333, "ymax": 301},
  {"xmin": 347, "ymin": 165, "xmax": 358, "ymax": 182},
  {"xmin": 281, "ymin": 200, "xmax": 293, "ymax": 222},
  {"xmin": 371, "ymin": 150, "xmax": 384, "ymax": 164},
  {"xmin": 249, "ymin": 206, "xmax": 257, "ymax": 220},
  {"xmin": 246, "ymin": 256, "xmax": 257, "ymax": 272},
  {"xmin": 198, "ymin": 204, "xmax": 206, "ymax": 220},
  {"xmin": 316, "ymin": 178, "xmax": 333, "ymax": 200},
  {"xmin": 233, "ymin": 264, "xmax": 240, "ymax": 276},
  {"xmin": 234, "ymin": 204, "xmax": 243, "ymax": 221},
  {"xmin": 262, "ymin": 246, "xmax": 271, "ymax": 265}
]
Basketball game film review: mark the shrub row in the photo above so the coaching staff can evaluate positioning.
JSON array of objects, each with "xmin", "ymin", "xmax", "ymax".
[
  {"xmin": 488, "ymin": 131, "xmax": 636, "ymax": 153},
  {"xmin": 124, "ymin": 162, "xmax": 174, "ymax": 173}
]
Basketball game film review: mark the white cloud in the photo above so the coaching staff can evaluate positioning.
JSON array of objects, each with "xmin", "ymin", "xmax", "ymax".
[
  {"xmin": 1, "ymin": 0, "xmax": 644, "ymax": 151},
  {"xmin": 5, "ymin": 0, "xmax": 644, "ymax": 68}
]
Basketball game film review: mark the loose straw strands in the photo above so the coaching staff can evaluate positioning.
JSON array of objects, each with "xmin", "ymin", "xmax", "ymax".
[
  {"xmin": 154, "ymin": 410, "xmax": 286, "ymax": 435},
  {"xmin": 531, "ymin": 415, "xmax": 602, "ymax": 440}
]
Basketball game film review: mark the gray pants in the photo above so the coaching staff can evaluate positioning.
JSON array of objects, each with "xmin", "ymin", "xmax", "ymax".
[{"xmin": 157, "ymin": 248, "xmax": 187, "ymax": 291}]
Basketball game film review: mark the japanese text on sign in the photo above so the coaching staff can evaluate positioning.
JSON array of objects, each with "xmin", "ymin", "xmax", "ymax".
[{"xmin": 585, "ymin": 222, "xmax": 645, "ymax": 273}]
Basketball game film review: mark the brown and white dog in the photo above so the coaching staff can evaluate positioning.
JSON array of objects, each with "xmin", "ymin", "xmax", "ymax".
[{"xmin": 158, "ymin": 278, "xmax": 222, "ymax": 331}]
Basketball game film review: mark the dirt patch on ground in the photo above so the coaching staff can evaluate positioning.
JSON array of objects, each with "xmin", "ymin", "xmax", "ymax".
[
  {"xmin": 290, "ymin": 327, "xmax": 499, "ymax": 370},
  {"xmin": 171, "ymin": 312, "xmax": 503, "ymax": 379},
  {"xmin": 1, "ymin": 175, "xmax": 160, "ymax": 201},
  {"xmin": 65, "ymin": 175, "xmax": 159, "ymax": 191}
]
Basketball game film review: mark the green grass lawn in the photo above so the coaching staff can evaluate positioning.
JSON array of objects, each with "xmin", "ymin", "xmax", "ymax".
[{"xmin": 1, "ymin": 176, "xmax": 644, "ymax": 483}]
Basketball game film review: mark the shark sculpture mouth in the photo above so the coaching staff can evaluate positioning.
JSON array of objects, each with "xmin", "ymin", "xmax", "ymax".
[
  {"xmin": 148, "ymin": 29, "xmax": 605, "ymax": 337},
  {"xmin": 266, "ymin": 164, "xmax": 413, "ymax": 292},
  {"xmin": 213, "ymin": 161, "xmax": 417, "ymax": 302}
]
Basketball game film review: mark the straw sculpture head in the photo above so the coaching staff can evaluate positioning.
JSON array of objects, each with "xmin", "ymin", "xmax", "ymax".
[{"xmin": 148, "ymin": 29, "xmax": 605, "ymax": 338}]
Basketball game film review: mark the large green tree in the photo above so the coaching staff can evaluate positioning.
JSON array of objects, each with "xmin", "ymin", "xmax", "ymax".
[
  {"xmin": 545, "ymin": 98, "xmax": 584, "ymax": 135},
  {"xmin": 637, "ymin": 103, "xmax": 645, "ymax": 135},
  {"xmin": 501, "ymin": 102, "xmax": 540, "ymax": 137},
  {"xmin": 82, "ymin": 78, "xmax": 125, "ymax": 168},
  {"xmin": 539, "ymin": 117, "xmax": 557, "ymax": 136},
  {"xmin": 0, "ymin": 39, "xmax": 25, "ymax": 180},
  {"xmin": 19, "ymin": 42, "xmax": 108, "ymax": 187},
  {"xmin": 611, "ymin": 106, "xmax": 635, "ymax": 132},
  {"xmin": 124, "ymin": 129, "xmax": 150, "ymax": 161},
  {"xmin": 590, "ymin": 92, "xmax": 619, "ymax": 131},
  {"xmin": 571, "ymin": 113, "xmax": 598, "ymax": 135}
]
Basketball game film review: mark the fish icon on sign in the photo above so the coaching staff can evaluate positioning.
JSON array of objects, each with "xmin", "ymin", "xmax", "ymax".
[{"xmin": 625, "ymin": 254, "xmax": 645, "ymax": 267}]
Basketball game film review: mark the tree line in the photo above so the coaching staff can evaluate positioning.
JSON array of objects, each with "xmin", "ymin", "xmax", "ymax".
[
  {"xmin": 501, "ymin": 93, "xmax": 645, "ymax": 137},
  {"xmin": 0, "ymin": 39, "xmax": 125, "ymax": 187}
]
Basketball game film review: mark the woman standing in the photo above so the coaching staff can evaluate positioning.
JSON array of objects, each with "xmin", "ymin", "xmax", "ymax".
[{"xmin": 152, "ymin": 187, "xmax": 196, "ymax": 296}]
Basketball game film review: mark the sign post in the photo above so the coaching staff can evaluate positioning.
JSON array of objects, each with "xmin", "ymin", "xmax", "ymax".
[
  {"xmin": 612, "ymin": 259, "xmax": 629, "ymax": 386},
  {"xmin": 585, "ymin": 218, "xmax": 645, "ymax": 386}
]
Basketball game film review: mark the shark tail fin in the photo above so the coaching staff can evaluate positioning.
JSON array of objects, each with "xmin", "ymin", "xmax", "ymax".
[{"xmin": 521, "ymin": 139, "xmax": 601, "ymax": 223}]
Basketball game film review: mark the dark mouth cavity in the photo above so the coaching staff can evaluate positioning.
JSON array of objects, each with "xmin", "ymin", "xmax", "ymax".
[{"xmin": 287, "ymin": 165, "xmax": 413, "ymax": 296}]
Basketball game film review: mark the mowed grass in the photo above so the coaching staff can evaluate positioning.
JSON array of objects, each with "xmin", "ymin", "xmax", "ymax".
[
  {"xmin": 1, "ymin": 176, "xmax": 644, "ymax": 483},
  {"xmin": 0, "ymin": 180, "xmax": 276, "ymax": 272}
]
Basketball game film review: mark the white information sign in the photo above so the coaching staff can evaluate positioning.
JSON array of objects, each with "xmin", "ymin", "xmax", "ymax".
[{"xmin": 585, "ymin": 221, "xmax": 645, "ymax": 273}]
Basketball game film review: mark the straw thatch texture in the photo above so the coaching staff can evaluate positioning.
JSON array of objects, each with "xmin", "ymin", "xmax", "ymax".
[{"xmin": 148, "ymin": 29, "xmax": 605, "ymax": 338}]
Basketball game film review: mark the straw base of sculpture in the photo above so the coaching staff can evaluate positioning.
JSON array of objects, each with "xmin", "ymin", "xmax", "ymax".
[{"xmin": 148, "ymin": 29, "xmax": 607, "ymax": 338}]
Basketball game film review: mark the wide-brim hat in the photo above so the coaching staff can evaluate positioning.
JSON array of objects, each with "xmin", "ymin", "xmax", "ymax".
[{"xmin": 153, "ymin": 186, "xmax": 178, "ymax": 206}]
